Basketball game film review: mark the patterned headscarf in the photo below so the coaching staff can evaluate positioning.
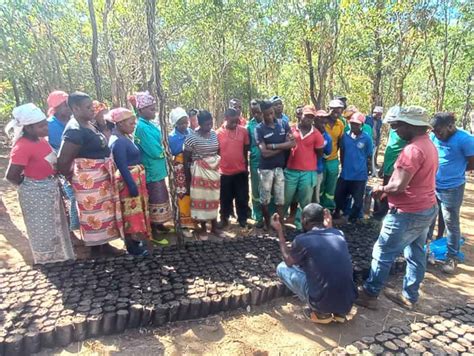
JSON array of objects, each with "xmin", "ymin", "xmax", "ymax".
[
  {"xmin": 135, "ymin": 91, "xmax": 156, "ymax": 110},
  {"xmin": 47, "ymin": 90, "xmax": 68, "ymax": 117},
  {"xmin": 93, "ymin": 100, "xmax": 108, "ymax": 116},
  {"xmin": 105, "ymin": 108, "xmax": 135, "ymax": 123}
]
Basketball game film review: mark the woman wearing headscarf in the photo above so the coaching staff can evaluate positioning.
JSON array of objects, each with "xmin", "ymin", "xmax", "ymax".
[
  {"xmin": 57, "ymin": 92, "xmax": 124, "ymax": 257},
  {"xmin": 108, "ymin": 108, "xmax": 151, "ymax": 256},
  {"xmin": 133, "ymin": 91, "xmax": 172, "ymax": 244},
  {"xmin": 5, "ymin": 103, "xmax": 75, "ymax": 264},
  {"xmin": 168, "ymin": 107, "xmax": 194, "ymax": 229},
  {"xmin": 184, "ymin": 110, "xmax": 224, "ymax": 239},
  {"xmin": 92, "ymin": 100, "xmax": 113, "ymax": 133},
  {"xmin": 46, "ymin": 91, "xmax": 81, "ymax": 234}
]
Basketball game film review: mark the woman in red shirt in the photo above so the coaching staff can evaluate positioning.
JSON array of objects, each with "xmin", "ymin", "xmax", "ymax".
[{"xmin": 5, "ymin": 103, "xmax": 75, "ymax": 264}]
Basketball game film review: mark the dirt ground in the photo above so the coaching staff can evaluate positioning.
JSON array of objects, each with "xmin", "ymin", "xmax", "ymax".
[{"xmin": 0, "ymin": 143, "xmax": 473, "ymax": 355}]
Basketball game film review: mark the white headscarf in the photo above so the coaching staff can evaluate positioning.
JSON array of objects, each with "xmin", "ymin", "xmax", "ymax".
[
  {"xmin": 5, "ymin": 103, "xmax": 47, "ymax": 144},
  {"xmin": 169, "ymin": 107, "xmax": 188, "ymax": 126}
]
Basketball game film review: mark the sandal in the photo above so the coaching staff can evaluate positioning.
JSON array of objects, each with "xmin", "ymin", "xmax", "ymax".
[{"xmin": 303, "ymin": 307, "xmax": 333, "ymax": 324}]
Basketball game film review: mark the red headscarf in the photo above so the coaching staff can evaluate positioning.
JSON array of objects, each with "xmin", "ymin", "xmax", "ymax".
[{"xmin": 47, "ymin": 90, "xmax": 68, "ymax": 117}]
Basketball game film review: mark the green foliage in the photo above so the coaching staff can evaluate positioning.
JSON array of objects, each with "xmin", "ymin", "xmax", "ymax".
[{"xmin": 0, "ymin": 0, "xmax": 472, "ymax": 124}]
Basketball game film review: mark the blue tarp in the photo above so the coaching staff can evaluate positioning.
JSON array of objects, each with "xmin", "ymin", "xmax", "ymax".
[{"xmin": 425, "ymin": 237, "xmax": 465, "ymax": 262}]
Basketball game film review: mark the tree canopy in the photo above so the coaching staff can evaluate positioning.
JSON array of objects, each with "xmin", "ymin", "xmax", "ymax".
[{"xmin": 0, "ymin": 0, "xmax": 472, "ymax": 127}]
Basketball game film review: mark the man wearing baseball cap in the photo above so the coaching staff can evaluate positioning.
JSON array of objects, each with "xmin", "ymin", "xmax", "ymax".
[
  {"xmin": 356, "ymin": 106, "xmax": 439, "ymax": 310},
  {"xmin": 319, "ymin": 99, "xmax": 346, "ymax": 210},
  {"xmin": 271, "ymin": 96, "xmax": 289, "ymax": 125},
  {"xmin": 333, "ymin": 112, "xmax": 373, "ymax": 222},
  {"xmin": 283, "ymin": 105, "xmax": 325, "ymax": 231}
]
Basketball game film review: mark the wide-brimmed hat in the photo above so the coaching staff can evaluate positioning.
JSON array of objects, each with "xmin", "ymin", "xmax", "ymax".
[{"xmin": 386, "ymin": 105, "xmax": 431, "ymax": 127}]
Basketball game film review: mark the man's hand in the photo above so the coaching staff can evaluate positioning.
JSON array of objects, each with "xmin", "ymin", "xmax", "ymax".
[
  {"xmin": 270, "ymin": 213, "xmax": 283, "ymax": 232},
  {"xmin": 323, "ymin": 209, "xmax": 333, "ymax": 228},
  {"xmin": 372, "ymin": 185, "xmax": 387, "ymax": 200}
]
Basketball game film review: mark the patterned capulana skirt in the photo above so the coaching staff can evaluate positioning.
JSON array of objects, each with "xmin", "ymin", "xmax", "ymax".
[{"xmin": 18, "ymin": 177, "xmax": 75, "ymax": 264}]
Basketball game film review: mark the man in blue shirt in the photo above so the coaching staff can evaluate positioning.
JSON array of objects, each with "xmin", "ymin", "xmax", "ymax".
[
  {"xmin": 273, "ymin": 203, "xmax": 357, "ymax": 324},
  {"xmin": 255, "ymin": 100, "xmax": 294, "ymax": 230},
  {"xmin": 333, "ymin": 112, "xmax": 373, "ymax": 222},
  {"xmin": 429, "ymin": 112, "xmax": 474, "ymax": 274},
  {"xmin": 270, "ymin": 96, "xmax": 289, "ymax": 124}
]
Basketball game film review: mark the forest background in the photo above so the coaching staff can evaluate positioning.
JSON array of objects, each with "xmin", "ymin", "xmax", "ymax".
[{"xmin": 0, "ymin": 0, "xmax": 472, "ymax": 128}]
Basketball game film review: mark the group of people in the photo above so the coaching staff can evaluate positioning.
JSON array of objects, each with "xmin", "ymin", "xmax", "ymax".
[
  {"xmin": 273, "ymin": 105, "xmax": 473, "ymax": 324},
  {"xmin": 4, "ymin": 89, "xmax": 473, "ymax": 323}
]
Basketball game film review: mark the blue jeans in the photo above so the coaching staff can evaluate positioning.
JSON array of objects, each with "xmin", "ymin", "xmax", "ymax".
[
  {"xmin": 276, "ymin": 262, "xmax": 309, "ymax": 303},
  {"xmin": 364, "ymin": 204, "xmax": 438, "ymax": 303},
  {"xmin": 63, "ymin": 180, "xmax": 80, "ymax": 231},
  {"xmin": 427, "ymin": 184, "xmax": 465, "ymax": 259}
]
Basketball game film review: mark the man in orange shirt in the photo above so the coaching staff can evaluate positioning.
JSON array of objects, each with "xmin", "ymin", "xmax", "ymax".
[
  {"xmin": 229, "ymin": 98, "xmax": 247, "ymax": 126},
  {"xmin": 217, "ymin": 108, "xmax": 250, "ymax": 227}
]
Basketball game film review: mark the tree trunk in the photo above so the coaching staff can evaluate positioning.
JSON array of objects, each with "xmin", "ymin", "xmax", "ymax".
[
  {"xmin": 145, "ymin": 0, "xmax": 184, "ymax": 247},
  {"xmin": 87, "ymin": 0, "xmax": 102, "ymax": 101},
  {"xmin": 305, "ymin": 39, "xmax": 317, "ymax": 107},
  {"xmin": 11, "ymin": 77, "xmax": 20, "ymax": 106},
  {"xmin": 461, "ymin": 67, "xmax": 473, "ymax": 131},
  {"xmin": 371, "ymin": 28, "xmax": 383, "ymax": 108},
  {"xmin": 103, "ymin": 0, "xmax": 120, "ymax": 106}
]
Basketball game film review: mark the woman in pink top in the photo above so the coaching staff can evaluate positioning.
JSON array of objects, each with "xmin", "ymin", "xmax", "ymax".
[{"xmin": 5, "ymin": 103, "xmax": 75, "ymax": 264}]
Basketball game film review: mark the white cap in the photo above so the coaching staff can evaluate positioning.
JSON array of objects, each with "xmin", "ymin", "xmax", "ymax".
[
  {"xmin": 328, "ymin": 99, "xmax": 344, "ymax": 109},
  {"xmin": 373, "ymin": 106, "xmax": 383, "ymax": 114}
]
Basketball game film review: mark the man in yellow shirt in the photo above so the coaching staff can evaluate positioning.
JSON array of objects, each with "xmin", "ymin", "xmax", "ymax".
[{"xmin": 320, "ymin": 99, "xmax": 345, "ymax": 210}]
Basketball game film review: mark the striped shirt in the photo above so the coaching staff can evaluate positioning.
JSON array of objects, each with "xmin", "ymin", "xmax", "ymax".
[{"xmin": 184, "ymin": 130, "xmax": 219, "ymax": 161}]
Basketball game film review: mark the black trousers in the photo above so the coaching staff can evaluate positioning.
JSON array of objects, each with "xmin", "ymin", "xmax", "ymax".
[
  {"xmin": 220, "ymin": 172, "xmax": 249, "ymax": 223},
  {"xmin": 335, "ymin": 178, "xmax": 366, "ymax": 220}
]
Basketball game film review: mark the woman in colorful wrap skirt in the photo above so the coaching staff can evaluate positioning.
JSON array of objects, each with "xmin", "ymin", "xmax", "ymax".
[
  {"xmin": 133, "ymin": 91, "xmax": 172, "ymax": 245},
  {"xmin": 184, "ymin": 110, "xmax": 224, "ymax": 239},
  {"xmin": 5, "ymin": 103, "xmax": 75, "ymax": 264},
  {"xmin": 57, "ymin": 92, "xmax": 124, "ymax": 257},
  {"xmin": 107, "ymin": 108, "xmax": 151, "ymax": 256},
  {"xmin": 168, "ymin": 107, "xmax": 194, "ymax": 229}
]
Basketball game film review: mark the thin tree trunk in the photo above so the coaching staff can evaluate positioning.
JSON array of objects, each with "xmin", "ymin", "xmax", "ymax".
[
  {"xmin": 371, "ymin": 29, "xmax": 383, "ymax": 108},
  {"xmin": 305, "ymin": 39, "xmax": 317, "ymax": 107},
  {"xmin": 88, "ymin": 0, "xmax": 102, "ymax": 100},
  {"xmin": 103, "ymin": 0, "xmax": 120, "ymax": 106},
  {"xmin": 462, "ymin": 67, "xmax": 473, "ymax": 131},
  {"xmin": 11, "ymin": 77, "xmax": 20, "ymax": 106},
  {"xmin": 145, "ymin": 0, "xmax": 184, "ymax": 247}
]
